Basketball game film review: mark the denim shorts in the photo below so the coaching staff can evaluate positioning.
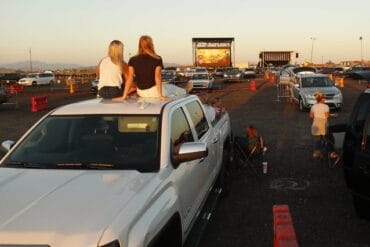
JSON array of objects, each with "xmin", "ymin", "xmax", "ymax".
[{"xmin": 98, "ymin": 86, "xmax": 122, "ymax": 99}]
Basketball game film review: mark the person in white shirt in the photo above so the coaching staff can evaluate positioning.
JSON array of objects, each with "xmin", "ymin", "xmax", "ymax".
[
  {"xmin": 310, "ymin": 91, "xmax": 337, "ymax": 158},
  {"xmin": 96, "ymin": 40, "xmax": 135, "ymax": 99}
]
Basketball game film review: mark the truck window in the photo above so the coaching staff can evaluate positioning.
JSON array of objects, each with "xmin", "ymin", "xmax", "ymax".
[
  {"xmin": 171, "ymin": 108, "xmax": 194, "ymax": 153},
  {"xmin": 185, "ymin": 101, "xmax": 209, "ymax": 140}
]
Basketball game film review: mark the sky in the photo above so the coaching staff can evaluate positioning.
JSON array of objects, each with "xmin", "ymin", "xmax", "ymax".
[{"xmin": 0, "ymin": 0, "xmax": 369, "ymax": 67}]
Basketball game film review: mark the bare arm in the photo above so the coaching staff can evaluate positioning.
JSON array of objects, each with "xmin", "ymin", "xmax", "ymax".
[
  {"xmin": 114, "ymin": 66, "xmax": 134, "ymax": 100},
  {"xmin": 155, "ymin": 66, "xmax": 169, "ymax": 100},
  {"xmin": 155, "ymin": 66, "xmax": 163, "ymax": 96}
]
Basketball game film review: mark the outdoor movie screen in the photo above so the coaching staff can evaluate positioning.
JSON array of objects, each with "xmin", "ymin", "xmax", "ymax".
[{"xmin": 196, "ymin": 48, "xmax": 231, "ymax": 67}]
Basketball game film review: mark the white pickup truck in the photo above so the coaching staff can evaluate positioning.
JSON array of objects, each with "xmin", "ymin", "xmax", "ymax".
[{"xmin": 0, "ymin": 94, "xmax": 233, "ymax": 247}]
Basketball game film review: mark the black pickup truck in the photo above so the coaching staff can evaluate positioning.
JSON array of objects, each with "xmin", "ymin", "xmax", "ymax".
[{"xmin": 333, "ymin": 89, "xmax": 370, "ymax": 219}]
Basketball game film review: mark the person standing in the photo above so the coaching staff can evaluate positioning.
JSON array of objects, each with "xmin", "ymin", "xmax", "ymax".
[
  {"xmin": 310, "ymin": 92, "xmax": 331, "ymax": 158},
  {"xmin": 115, "ymin": 35, "xmax": 169, "ymax": 100},
  {"xmin": 96, "ymin": 40, "xmax": 130, "ymax": 99}
]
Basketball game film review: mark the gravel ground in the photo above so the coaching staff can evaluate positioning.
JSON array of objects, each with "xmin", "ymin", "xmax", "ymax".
[{"xmin": 1, "ymin": 78, "xmax": 369, "ymax": 246}]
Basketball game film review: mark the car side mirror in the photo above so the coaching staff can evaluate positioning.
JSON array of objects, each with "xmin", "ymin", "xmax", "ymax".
[
  {"xmin": 1, "ymin": 140, "xmax": 16, "ymax": 153},
  {"xmin": 172, "ymin": 142, "xmax": 208, "ymax": 168}
]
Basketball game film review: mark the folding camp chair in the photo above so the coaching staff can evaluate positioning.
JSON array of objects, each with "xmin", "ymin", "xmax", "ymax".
[{"xmin": 233, "ymin": 135, "xmax": 267, "ymax": 176}]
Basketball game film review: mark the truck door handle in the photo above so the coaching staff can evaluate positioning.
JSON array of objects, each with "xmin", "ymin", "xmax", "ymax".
[{"xmin": 212, "ymin": 138, "xmax": 219, "ymax": 144}]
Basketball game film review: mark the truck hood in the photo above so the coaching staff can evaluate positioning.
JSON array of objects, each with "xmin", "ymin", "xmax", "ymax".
[
  {"xmin": 0, "ymin": 168, "xmax": 155, "ymax": 246},
  {"xmin": 301, "ymin": 87, "xmax": 341, "ymax": 95}
]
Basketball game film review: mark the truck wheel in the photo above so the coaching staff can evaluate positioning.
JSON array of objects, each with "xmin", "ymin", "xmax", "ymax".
[
  {"xmin": 217, "ymin": 140, "xmax": 233, "ymax": 197},
  {"xmin": 147, "ymin": 214, "xmax": 182, "ymax": 247},
  {"xmin": 299, "ymin": 98, "xmax": 305, "ymax": 111},
  {"xmin": 353, "ymin": 195, "xmax": 370, "ymax": 220},
  {"xmin": 32, "ymin": 81, "xmax": 37, "ymax": 86}
]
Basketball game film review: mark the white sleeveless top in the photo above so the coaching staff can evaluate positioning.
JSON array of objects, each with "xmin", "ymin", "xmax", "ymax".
[{"xmin": 98, "ymin": 57, "xmax": 123, "ymax": 90}]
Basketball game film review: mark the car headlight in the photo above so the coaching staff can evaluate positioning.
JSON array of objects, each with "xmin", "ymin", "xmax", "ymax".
[
  {"xmin": 334, "ymin": 92, "xmax": 342, "ymax": 98},
  {"xmin": 99, "ymin": 240, "xmax": 121, "ymax": 247},
  {"xmin": 306, "ymin": 95, "xmax": 316, "ymax": 100},
  {"xmin": 236, "ymin": 74, "xmax": 241, "ymax": 77}
]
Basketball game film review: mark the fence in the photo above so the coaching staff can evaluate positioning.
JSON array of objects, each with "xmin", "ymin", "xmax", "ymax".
[{"xmin": 276, "ymin": 82, "xmax": 292, "ymax": 102}]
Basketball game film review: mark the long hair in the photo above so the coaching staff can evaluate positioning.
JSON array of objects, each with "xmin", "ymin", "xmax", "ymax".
[
  {"xmin": 108, "ymin": 40, "xmax": 123, "ymax": 64},
  {"xmin": 137, "ymin": 35, "xmax": 160, "ymax": 59},
  {"xmin": 108, "ymin": 40, "xmax": 127, "ymax": 74}
]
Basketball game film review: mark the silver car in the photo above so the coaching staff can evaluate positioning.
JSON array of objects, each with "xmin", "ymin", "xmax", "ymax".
[
  {"xmin": 291, "ymin": 73, "xmax": 343, "ymax": 111},
  {"xmin": 188, "ymin": 72, "xmax": 214, "ymax": 90}
]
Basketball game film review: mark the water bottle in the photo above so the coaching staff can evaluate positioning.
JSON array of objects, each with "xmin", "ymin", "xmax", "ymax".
[{"xmin": 262, "ymin": 161, "xmax": 268, "ymax": 174}]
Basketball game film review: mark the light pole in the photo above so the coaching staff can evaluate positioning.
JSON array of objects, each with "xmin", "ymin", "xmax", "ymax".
[
  {"xmin": 359, "ymin": 36, "xmax": 363, "ymax": 65},
  {"xmin": 310, "ymin": 37, "xmax": 316, "ymax": 64},
  {"xmin": 29, "ymin": 48, "xmax": 33, "ymax": 72}
]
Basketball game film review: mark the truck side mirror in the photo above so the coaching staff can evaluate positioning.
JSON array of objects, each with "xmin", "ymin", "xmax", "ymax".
[
  {"xmin": 172, "ymin": 142, "xmax": 208, "ymax": 168},
  {"xmin": 1, "ymin": 140, "xmax": 16, "ymax": 153}
]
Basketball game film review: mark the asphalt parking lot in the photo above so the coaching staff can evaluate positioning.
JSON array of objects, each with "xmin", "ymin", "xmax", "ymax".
[{"xmin": 0, "ymin": 78, "xmax": 370, "ymax": 246}]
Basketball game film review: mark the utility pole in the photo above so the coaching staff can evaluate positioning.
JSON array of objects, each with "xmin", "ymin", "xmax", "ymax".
[
  {"xmin": 310, "ymin": 37, "xmax": 316, "ymax": 64},
  {"xmin": 29, "ymin": 48, "xmax": 33, "ymax": 72},
  {"xmin": 360, "ymin": 36, "xmax": 363, "ymax": 65}
]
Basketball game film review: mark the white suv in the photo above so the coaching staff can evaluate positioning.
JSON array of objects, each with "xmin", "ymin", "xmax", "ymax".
[{"xmin": 18, "ymin": 72, "xmax": 55, "ymax": 86}]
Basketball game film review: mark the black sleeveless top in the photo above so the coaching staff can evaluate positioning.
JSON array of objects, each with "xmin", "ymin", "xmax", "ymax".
[{"xmin": 128, "ymin": 54, "xmax": 163, "ymax": 90}]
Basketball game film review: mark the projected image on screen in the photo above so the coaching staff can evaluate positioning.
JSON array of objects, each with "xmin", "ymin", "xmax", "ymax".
[{"xmin": 196, "ymin": 48, "xmax": 231, "ymax": 67}]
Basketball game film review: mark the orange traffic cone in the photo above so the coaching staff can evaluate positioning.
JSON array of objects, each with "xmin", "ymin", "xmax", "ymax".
[
  {"xmin": 250, "ymin": 80, "xmax": 256, "ymax": 91},
  {"xmin": 69, "ymin": 82, "xmax": 75, "ymax": 94}
]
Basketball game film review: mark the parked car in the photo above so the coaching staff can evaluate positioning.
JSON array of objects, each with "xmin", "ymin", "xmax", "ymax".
[
  {"xmin": 90, "ymin": 78, "xmax": 99, "ymax": 94},
  {"xmin": 223, "ymin": 67, "xmax": 243, "ymax": 82},
  {"xmin": 213, "ymin": 68, "xmax": 226, "ymax": 77},
  {"xmin": 0, "ymin": 94, "xmax": 233, "ymax": 247},
  {"xmin": 0, "ymin": 73, "xmax": 22, "ymax": 84},
  {"xmin": 194, "ymin": 67, "xmax": 208, "ymax": 74},
  {"xmin": 188, "ymin": 72, "xmax": 214, "ymax": 90},
  {"xmin": 331, "ymin": 89, "xmax": 370, "ymax": 220},
  {"xmin": 243, "ymin": 68, "xmax": 256, "ymax": 78},
  {"xmin": 320, "ymin": 67, "xmax": 344, "ymax": 75},
  {"xmin": 343, "ymin": 67, "xmax": 370, "ymax": 79},
  {"xmin": 0, "ymin": 87, "xmax": 9, "ymax": 104},
  {"xmin": 161, "ymin": 70, "xmax": 180, "ymax": 84},
  {"xmin": 184, "ymin": 68, "xmax": 196, "ymax": 78},
  {"xmin": 279, "ymin": 66, "xmax": 316, "ymax": 84},
  {"xmin": 291, "ymin": 73, "xmax": 343, "ymax": 111},
  {"xmin": 18, "ymin": 72, "xmax": 55, "ymax": 86}
]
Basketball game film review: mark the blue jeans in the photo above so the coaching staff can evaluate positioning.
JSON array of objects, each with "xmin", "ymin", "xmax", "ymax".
[{"xmin": 313, "ymin": 135, "xmax": 334, "ymax": 154}]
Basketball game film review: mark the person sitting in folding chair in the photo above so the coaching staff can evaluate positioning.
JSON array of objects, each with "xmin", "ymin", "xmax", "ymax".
[{"xmin": 234, "ymin": 125, "xmax": 266, "ymax": 174}]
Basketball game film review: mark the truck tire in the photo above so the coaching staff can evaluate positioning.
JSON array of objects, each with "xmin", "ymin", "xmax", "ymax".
[
  {"xmin": 217, "ymin": 139, "xmax": 233, "ymax": 197},
  {"xmin": 352, "ymin": 194, "xmax": 370, "ymax": 220},
  {"xmin": 299, "ymin": 98, "xmax": 305, "ymax": 112},
  {"xmin": 147, "ymin": 214, "xmax": 182, "ymax": 247}
]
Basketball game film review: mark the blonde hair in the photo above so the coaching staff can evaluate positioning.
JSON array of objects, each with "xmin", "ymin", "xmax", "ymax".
[
  {"xmin": 108, "ymin": 40, "xmax": 127, "ymax": 75},
  {"xmin": 108, "ymin": 40, "xmax": 124, "ymax": 64},
  {"xmin": 137, "ymin": 35, "xmax": 160, "ymax": 59},
  {"xmin": 314, "ymin": 91, "xmax": 326, "ymax": 102}
]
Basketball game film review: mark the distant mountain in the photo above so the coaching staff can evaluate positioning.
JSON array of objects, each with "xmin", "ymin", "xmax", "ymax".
[{"xmin": 0, "ymin": 61, "xmax": 87, "ymax": 71}]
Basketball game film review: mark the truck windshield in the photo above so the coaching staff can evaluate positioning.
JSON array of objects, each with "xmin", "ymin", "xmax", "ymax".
[
  {"xmin": 301, "ymin": 77, "xmax": 334, "ymax": 87},
  {"xmin": 1, "ymin": 115, "xmax": 160, "ymax": 172}
]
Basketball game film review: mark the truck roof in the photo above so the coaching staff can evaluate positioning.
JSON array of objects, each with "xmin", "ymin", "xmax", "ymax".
[{"xmin": 51, "ymin": 95, "xmax": 195, "ymax": 116}]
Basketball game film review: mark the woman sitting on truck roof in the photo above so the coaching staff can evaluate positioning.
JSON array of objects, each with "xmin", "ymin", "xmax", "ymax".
[{"xmin": 115, "ymin": 35, "xmax": 186, "ymax": 101}]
